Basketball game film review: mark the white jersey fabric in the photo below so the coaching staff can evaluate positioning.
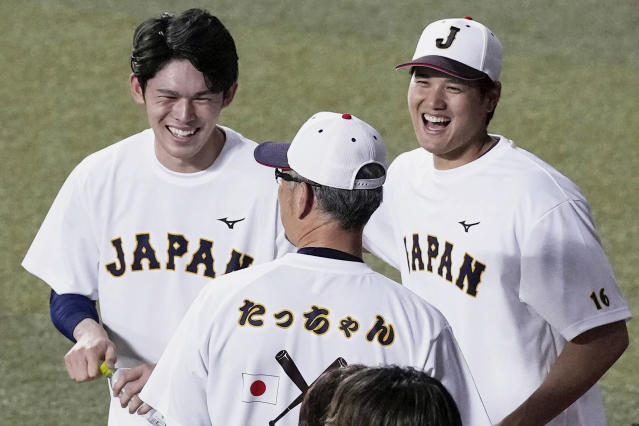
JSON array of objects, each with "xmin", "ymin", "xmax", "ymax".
[
  {"xmin": 22, "ymin": 127, "xmax": 292, "ymax": 425},
  {"xmin": 363, "ymin": 136, "xmax": 632, "ymax": 425},
  {"xmin": 140, "ymin": 253, "xmax": 490, "ymax": 426}
]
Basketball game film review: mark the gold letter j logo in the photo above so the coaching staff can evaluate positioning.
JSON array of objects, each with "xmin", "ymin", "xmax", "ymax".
[{"xmin": 436, "ymin": 26, "xmax": 460, "ymax": 49}]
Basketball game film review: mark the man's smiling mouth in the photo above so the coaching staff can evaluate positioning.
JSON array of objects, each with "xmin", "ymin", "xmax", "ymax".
[
  {"xmin": 422, "ymin": 114, "xmax": 451, "ymax": 131},
  {"xmin": 167, "ymin": 126, "xmax": 199, "ymax": 137}
]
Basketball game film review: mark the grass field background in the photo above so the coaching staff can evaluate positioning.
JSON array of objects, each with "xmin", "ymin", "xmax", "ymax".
[{"xmin": 1, "ymin": 0, "xmax": 637, "ymax": 424}]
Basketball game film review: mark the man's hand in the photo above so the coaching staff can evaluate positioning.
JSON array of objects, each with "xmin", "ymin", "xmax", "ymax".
[
  {"xmin": 112, "ymin": 363, "xmax": 156, "ymax": 414},
  {"xmin": 65, "ymin": 318, "xmax": 116, "ymax": 382}
]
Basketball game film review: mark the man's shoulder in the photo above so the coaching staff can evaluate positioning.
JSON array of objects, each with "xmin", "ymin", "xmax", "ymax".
[
  {"xmin": 219, "ymin": 126, "xmax": 258, "ymax": 153},
  {"xmin": 217, "ymin": 126, "xmax": 275, "ymax": 178},
  {"xmin": 388, "ymin": 147, "xmax": 429, "ymax": 172},
  {"xmin": 69, "ymin": 129, "xmax": 152, "ymax": 181},
  {"xmin": 193, "ymin": 260, "xmax": 285, "ymax": 314},
  {"xmin": 363, "ymin": 269, "xmax": 451, "ymax": 324},
  {"xmin": 80, "ymin": 129, "xmax": 150, "ymax": 163},
  {"xmin": 497, "ymin": 137, "xmax": 586, "ymax": 202},
  {"xmin": 203, "ymin": 258, "xmax": 282, "ymax": 292}
]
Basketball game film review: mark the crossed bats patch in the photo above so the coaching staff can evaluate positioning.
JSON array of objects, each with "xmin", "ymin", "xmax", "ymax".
[{"xmin": 268, "ymin": 350, "xmax": 347, "ymax": 425}]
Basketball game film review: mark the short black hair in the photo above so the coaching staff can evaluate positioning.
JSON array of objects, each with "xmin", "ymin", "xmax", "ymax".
[
  {"xmin": 299, "ymin": 365, "xmax": 367, "ymax": 426},
  {"xmin": 130, "ymin": 8, "xmax": 238, "ymax": 95},
  {"xmin": 289, "ymin": 163, "xmax": 385, "ymax": 231},
  {"xmin": 326, "ymin": 365, "xmax": 462, "ymax": 426}
]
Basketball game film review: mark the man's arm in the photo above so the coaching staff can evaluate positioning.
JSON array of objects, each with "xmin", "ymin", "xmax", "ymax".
[
  {"xmin": 497, "ymin": 320, "xmax": 629, "ymax": 426},
  {"xmin": 65, "ymin": 317, "xmax": 117, "ymax": 382},
  {"xmin": 50, "ymin": 290, "xmax": 99, "ymax": 342},
  {"xmin": 49, "ymin": 290, "xmax": 116, "ymax": 381},
  {"xmin": 51, "ymin": 290, "xmax": 155, "ymax": 415}
]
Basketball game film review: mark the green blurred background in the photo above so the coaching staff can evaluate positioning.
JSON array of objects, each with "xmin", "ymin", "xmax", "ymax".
[{"xmin": 1, "ymin": 0, "xmax": 637, "ymax": 424}]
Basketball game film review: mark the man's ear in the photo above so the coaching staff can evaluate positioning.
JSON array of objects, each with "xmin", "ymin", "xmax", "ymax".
[
  {"xmin": 221, "ymin": 81, "xmax": 239, "ymax": 108},
  {"xmin": 294, "ymin": 183, "xmax": 315, "ymax": 220},
  {"xmin": 130, "ymin": 74, "xmax": 145, "ymax": 104},
  {"xmin": 487, "ymin": 81, "xmax": 501, "ymax": 113}
]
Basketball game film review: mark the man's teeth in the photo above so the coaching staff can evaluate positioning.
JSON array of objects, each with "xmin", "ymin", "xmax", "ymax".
[
  {"xmin": 422, "ymin": 114, "xmax": 450, "ymax": 124},
  {"xmin": 168, "ymin": 127, "xmax": 197, "ymax": 137}
]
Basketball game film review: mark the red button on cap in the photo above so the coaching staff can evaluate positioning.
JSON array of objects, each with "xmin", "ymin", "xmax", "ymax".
[{"xmin": 342, "ymin": 113, "xmax": 352, "ymax": 119}]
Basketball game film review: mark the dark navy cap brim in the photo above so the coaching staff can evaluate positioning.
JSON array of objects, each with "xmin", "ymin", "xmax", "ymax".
[
  {"xmin": 254, "ymin": 142, "xmax": 292, "ymax": 169},
  {"xmin": 396, "ymin": 55, "xmax": 487, "ymax": 80}
]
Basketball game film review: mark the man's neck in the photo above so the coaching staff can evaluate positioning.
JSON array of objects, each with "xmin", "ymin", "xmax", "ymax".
[
  {"xmin": 295, "ymin": 222, "xmax": 363, "ymax": 259},
  {"xmin": 433, "ymin": 133, "xmax": 496, "ymax": 170}
]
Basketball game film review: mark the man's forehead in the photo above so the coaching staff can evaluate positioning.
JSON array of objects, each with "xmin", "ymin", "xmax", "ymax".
[
  {"xmin": 413, "ymin": 67, "xmax": 470, "ymax": 83},
  {"xmin": 147, "ymin": 59, "xmax": 215, "ymax": 93}
]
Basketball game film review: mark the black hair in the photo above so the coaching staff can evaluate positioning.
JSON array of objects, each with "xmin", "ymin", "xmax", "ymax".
[
  {"xmin": 289, "ymin": 163, "xmax": 385, "ymax": 231},
  {"xmin": 476, "ymin": 76, "xmax": 499, "ymax": 124},
  {"xmin": 325, "ymin": 365, "xmax": 462, "ymax": 426},
  {"xmin": 130, "ymin": 8, "xmax": 238, "ymax": 95},
  {"xmin": 299, "ymin": 365, "xmax": 367, "ymax": 426}
]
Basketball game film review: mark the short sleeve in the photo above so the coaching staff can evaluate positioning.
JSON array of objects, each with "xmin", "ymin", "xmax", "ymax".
[
  {"xmin": 519, "ymin": 200, "xmax": 631, "ymax": 340},
  {"xmin": 363, "ymin": 197, "xmax": 401, "ymax": 269},
  {"xmin": 22, "ymin": 162, "xmax": 100, "ymax": 299},
  {"xmin": 363, "ymin": 155, "xmax": 411, "ymax": 270}
]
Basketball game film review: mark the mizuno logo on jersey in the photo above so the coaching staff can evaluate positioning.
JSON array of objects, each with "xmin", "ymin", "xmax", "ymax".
[
  {"xmin": 403, "ymin": 233, "xmax": 486, "ymax": 297},
  {"xmin": 458, "ymin": 220, "xmax": 480, "ymax": 232},
  {"xmin": 218, "ymin": 217, "xmax": 246, "ymax": 229},
  {"xmin": 104, "ymin": 233, "xmax": 254, "ymax": 278}
]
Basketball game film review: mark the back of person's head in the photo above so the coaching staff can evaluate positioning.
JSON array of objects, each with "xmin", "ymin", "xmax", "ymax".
[
  {"xmin": 288, "ymin": 164, "xmax": 385, "ymax": 231},
  {"xmin": 298, "ymin": 364, "xmax": 366, "ymax": 426},
  {"xmin": 130, "ymin": 8, "xmax": 238, "ymax": 95},
  {"xmin": 324, "ymin": 365, "xmax": 462, "ymax": 426},
  {"xmin": 253, "ymin": 112, "xmax": 387, "ymax": 231}
]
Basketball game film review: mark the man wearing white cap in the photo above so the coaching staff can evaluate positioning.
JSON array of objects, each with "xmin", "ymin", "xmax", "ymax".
[
  {"xmin": 363, "ymin": 17, "xmax": 631, "ymax": 425},
  {"xmin": 139, "ymin": 112, "xmax": 490, "ymax": 426}
]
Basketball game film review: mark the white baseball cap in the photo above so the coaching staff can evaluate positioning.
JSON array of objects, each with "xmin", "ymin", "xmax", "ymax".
[
  {"xmin": 254, "ymin": 112, "xmax": 387, "ymax": 190},
  {"xmin": 396, "ymin": 16, "xmax": 502, "ymax": 82}
]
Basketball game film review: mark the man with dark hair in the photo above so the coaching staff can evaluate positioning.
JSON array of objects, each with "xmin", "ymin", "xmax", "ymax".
[
  {"xmin": 323, "ymin": 365, "xmax": 462, "ymax": 426},
  {"xmin": 363, "ymin": 16, "xmax": 631, "ymax": 425},
  {"xmin": 139, "ymin": 112, "xmax": 490, "ymax": 426},
  {"xmin": 298, "ymin": 364, "xmax": 367, "ymax": 426},
  {"xmin": 22, "ymin": 8, "xmax": 291, "ymax": 425}
]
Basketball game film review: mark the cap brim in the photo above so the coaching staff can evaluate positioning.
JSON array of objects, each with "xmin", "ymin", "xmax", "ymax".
[
  {"xmin": 254, "ymin": 142, "xmax": 292, "ymax": 169},
  {"xmin": 395, "ymin": 55, "xmax": 486, "ymax": 80}
]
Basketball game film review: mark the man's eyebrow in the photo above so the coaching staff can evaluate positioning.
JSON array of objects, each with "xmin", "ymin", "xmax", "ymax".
[
  {"xmin": 192, "ymin": 90, "xmax": 215, "ymax": 97},
  {"xmin": 156, "ymin": 89, "xmax": 179, "ymax": 96},
  {"xmin": 155, "ymin": 89, "xmax": 215, "ymax": 97}
]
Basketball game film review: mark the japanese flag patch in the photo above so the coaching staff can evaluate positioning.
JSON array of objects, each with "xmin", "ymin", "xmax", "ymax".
[{"xmin": 241, "ymin": 373, "xmax": 280, "ymax": 405}]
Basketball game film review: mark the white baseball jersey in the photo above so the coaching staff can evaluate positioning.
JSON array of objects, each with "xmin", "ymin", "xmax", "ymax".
[
  {"xmin": 363, "ymin": 136, "xmax": 632, "ymax": 425},
  {"xmin": 140, "ymin": 252, "xmax": 490, "ymax": 426},
  {"xmin": 22, "ymin": 127, "xmax": 292, "ymax": 426}
]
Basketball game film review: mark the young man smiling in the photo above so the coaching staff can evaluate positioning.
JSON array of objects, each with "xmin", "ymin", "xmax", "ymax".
[
  {"xmin": 23, "ymin": 9, "xmax": 291, "ymax": 425},
  {"xmin": 408, "ymin": 67, "xmax": 500, "ymax": 169},
  {"xmin": 131, "ymin": 58, "xmax": 235, "ymax": 173},
  {"xmin": 363, "ymin": 17, "xmax": 631, "ymax": 425}
]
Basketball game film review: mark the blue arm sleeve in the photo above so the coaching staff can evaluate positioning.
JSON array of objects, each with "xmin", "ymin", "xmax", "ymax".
[{"xmin": 49, "ymin": 290, "xmax": 99, "ymax": 343}]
